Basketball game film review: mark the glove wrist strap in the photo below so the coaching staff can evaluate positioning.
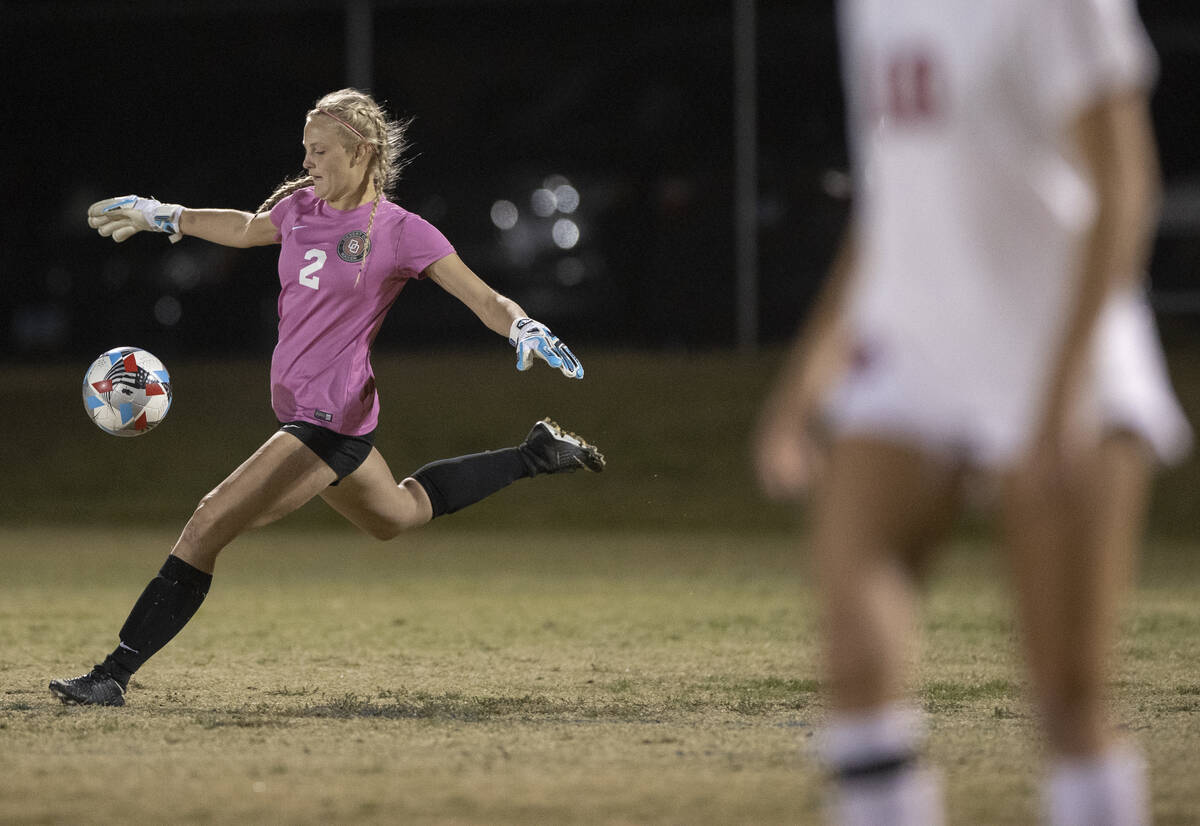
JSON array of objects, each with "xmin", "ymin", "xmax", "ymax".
[
  {"xmin": 509, "ymin": 317, "xmax": 534, "ymax": 346},
  {"xmin": 153, "ymin": 204, "xmax": 184, "ymax": 243}
]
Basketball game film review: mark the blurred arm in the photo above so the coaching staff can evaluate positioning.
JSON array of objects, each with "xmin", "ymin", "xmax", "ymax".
[
  {"xmin": 754, "ymin": 227, "xmax": 857, "ymax": 499},
  {"xmin": 1034, "ymin": 90, "xmax": 1161, "ymax": 449}
]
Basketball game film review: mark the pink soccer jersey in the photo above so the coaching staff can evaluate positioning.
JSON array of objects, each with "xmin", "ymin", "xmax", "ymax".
[{"xmin": 269, "ymin": 188, "xmax": 454, "ymax": 434}]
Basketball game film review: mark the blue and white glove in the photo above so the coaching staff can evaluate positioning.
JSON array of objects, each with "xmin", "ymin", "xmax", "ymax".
[
  {"xmin": 509, "ymin": 317, "xmax": 584, "ymax": 379},
  {"xmin": 87, "ymin": 195, "xmax": 184, "ymax": 243}
]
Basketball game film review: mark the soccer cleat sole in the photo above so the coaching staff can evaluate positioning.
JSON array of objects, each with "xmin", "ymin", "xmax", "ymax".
[{"xmin": 538, "ymin": 418, "xmax": 606, "ymax": 472}]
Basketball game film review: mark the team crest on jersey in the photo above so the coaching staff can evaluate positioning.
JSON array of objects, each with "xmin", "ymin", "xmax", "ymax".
[{"xmin": 337, "ymin": 230, "xmax": 370, "ymax": 263}]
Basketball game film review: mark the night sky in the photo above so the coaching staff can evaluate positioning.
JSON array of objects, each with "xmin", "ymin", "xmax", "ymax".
[{"xmin": 6, "ymin": 1, "xmax": 1199, "ymax": 362}]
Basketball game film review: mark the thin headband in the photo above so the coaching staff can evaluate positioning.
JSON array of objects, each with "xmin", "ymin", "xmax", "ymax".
[{"xmin": 317, "ymin": 108, "xmax": 367, "ymax": 141}]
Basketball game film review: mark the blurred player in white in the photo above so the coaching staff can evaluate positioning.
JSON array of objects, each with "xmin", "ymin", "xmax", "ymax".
[{"xmin": 755, "ymin": 1, "xmax": 1190, "ymax": 825}]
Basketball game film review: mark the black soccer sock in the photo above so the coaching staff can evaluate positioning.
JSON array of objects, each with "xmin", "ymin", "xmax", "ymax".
[
  {"xmin": 101, "ymin": 555, "xmax": 213, "ymax": 688},
  {"xmin": 411, "ymin": 447, "xmax": 531, "ymax": 518},
  {"xmin": 834, "ymin": 752, "xmax": 919, "ymax": 783}
]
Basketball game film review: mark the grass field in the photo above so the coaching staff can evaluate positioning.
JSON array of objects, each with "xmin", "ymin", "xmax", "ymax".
[
  {"xmin": 2, "ymin": 527, "xmax": 1198, "ymax": 825},
  {"xmin": 4, "ymin": 349, "xmax": 1199, "ymax": 822},
  {"xmin": 6, "ymin": 346, "xmax": 1200, "ymax": 535}
]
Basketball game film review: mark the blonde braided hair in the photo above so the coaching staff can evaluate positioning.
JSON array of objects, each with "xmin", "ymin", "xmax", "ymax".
[{"xmin": 258, "ymin": 89, "xmax": 413, "ymax": 285}]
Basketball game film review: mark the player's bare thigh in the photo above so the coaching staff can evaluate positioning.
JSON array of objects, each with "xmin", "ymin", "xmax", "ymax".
[
  {"xmin": 815, "ymin": 436, "xmax": 961, "ymax": 569},
  {"xmin": 319, "ymin": 448, "xmax": 433, "ymax": 539},
  {"xmin": 173, "ymin": 431, "xmax": 337, "ymax": 570},
  {"xmin": 813, "ymin": 436, "xmax": 961, "ymax": 709}
]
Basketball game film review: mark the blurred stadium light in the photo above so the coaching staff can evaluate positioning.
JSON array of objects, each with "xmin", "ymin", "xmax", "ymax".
[{"xmin": 6, "ymin": 1, "xmax": 1198, "ymax": 362}]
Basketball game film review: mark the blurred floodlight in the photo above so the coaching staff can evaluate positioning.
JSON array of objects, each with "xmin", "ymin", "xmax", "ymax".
[
  {"xmin": 500, "ymin": 221, "xmax": 539, "ymax": 266},
  {"xmin": 552, "ymin": 219, "xmax": 580, "ymax": 249},
  {"xmin": 490, "ymin": 199, "xmax": 519, "ymax": 230},
  {"xmin": 420, "ymin": 194, "xmax": 448, "ymax": 223},
  {"xmin": 531, "ymin": 188, "xmax": 558, "ymax": 217},
  {"xmin": 554, "ymin": 184, "xmax": 580, "ymax": 214},
  {"xmin": 821, "ymin": 169, "xmax": 853, "ymax": 200},
  {"xmin": 555, "ymin": 257, "xmax": 586, "ymax": 286},
  {"xmin": 543, "ymin": 174, "xmax": 571, "ymax": 190},
  {"xmin": 102, "ymin": 258, "xmax": 131, "ymax": 291},
  {"xmin": 154, "ymin": 295, "xmax": 183, "ymax": 327},
  {"xmin": 13, "ymin": 305, "xmax": 68, "ymax": 350},
  {"xmin": 45, "ymin": 267, "xmax": 72, "ymax": 297},
  {"xmin": 164, "ymin": 251, "xmax": 202, "ymax": 290}
]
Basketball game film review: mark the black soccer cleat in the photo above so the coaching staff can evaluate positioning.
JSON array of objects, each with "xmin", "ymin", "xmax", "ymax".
[
  {"xmin": 520, "ymin": 418, "xmax": 606, "ymax": 475},
  {"xmin": 49, "ymin": 666, "xmax": 126, "ymax": 707}
]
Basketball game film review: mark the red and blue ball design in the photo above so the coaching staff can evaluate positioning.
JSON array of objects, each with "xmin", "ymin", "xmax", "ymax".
[{"xmin": 82, "ymin": 347, "xmax": 172, "ymax": 437}]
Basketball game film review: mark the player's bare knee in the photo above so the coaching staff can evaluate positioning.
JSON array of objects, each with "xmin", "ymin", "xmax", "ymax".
[
  {"xmin": 184, "ymin": 494, "xmax": 220, "ymax": 536},
  {"xmin": 172, "ymin": 504, "xmax": 224, "ymax": 568},
  {"xmin": 364, "ymin": 516, "xmax": 411, "ymax": 541},
  {"xmin": 363, "ymin": 504, "xmax": 433, "ymax": 540},
  {"xmin": 181, "ymin": 489, "xmax": 244, "ymax": 545},
  {"xmin": 359, "ymin": 524, "xmax": 391, "ymax": 541}
]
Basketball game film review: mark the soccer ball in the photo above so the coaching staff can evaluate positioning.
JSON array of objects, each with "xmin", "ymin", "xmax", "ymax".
[{"xmin": 82, "ymin": 347, "xmax": 173, "ymax": 437}]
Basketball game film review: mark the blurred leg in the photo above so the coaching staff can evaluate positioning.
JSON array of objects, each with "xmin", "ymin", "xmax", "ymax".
[
  {"xmin": 1006, "ymin": 432, "xmax": 1152, "ymax": 826},
  {"xmin": 814, "ymin": 437, "xmax": 961, "ymax": 712},
  {"xmin": 1003, "ymin": 432, "xmax": 1150, "ymax": 758},
  {"xmin": 813, "ymin": 436, "xmax": 960, "ymax": 826}
]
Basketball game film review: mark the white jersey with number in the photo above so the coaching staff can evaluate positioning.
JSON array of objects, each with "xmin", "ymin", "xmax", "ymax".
[{"xmin": 830, "ymin": 0, "xmax": 1188, "ymax": 466}]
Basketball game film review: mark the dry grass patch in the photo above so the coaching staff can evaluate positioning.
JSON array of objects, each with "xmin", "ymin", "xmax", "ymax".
[{"xmin": 0, "ymin": 528, "xmax": 1197, "ymax": 824}]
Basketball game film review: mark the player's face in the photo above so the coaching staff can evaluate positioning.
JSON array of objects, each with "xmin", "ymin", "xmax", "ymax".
[{"xmin": 302, "ymin": 117, "xmax": 368, "ymax": 206}]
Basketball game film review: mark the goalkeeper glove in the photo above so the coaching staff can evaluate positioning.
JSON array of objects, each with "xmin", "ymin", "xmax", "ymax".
[
  {"xmin": 509, "ymin": 317, "xmax": 584, "ymax": 379},
  {"xmin": 87, "ymin": 195, "xmax": 184, "ymax": 243}
]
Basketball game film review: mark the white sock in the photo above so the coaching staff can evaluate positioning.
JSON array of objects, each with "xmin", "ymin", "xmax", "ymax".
[
  {"xmin": 1046, "ymin": 745, "xmax": 1148, "ymax": 826},
  {"xmin": 828, "ymin": 767, "xmax": 943, "ymax": 826},
  {"xmin": 820, "ymin": 704, "xmax": 944, "ymax": 826}
]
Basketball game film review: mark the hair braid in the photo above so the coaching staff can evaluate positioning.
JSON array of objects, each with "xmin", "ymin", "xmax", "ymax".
[
  {"xmin": 257, "ymin": 174, "xmax": 314, "ymax": 214},
  {"xmin": 354, "ymin": 174, "xmax": 384, "ymax": 287},
  {"xmin": 351, "ymin": 106, "xmax": 389, "ymax": 287}
]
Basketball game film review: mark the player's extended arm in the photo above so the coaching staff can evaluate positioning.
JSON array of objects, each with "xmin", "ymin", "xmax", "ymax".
[
  {"xmin": 425, "ymin": 253, "xmax": 584, "ymax": 379},
  {"xmin": 87, "ymin": 196, "xmax": 278, "ymax": 248},
  {"xmin": 1033, "ymin": 90, "xmax": 1161, "ymax": 452},
  {"xmin": 178, "ymin": 209, "xmax": 279, "ymax": 248}
]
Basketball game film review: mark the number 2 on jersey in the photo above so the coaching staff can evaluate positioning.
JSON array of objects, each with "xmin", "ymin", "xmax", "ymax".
[{"xmin": 299, "ymin": 249, "xmax": 325, "ymax": 290}]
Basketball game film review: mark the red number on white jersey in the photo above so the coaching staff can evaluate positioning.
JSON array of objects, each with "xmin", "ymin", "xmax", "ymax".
[{"xmin": 874, "ymin": 49, "xmax": 942, "ymax": 123}]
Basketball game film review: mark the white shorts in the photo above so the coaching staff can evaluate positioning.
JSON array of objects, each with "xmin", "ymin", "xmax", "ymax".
[
  {"xmin": 827, "ymin": 287, "xmax": 1191, "ymax": 469},
  {"xmin": 1093, "ymin": 289, "xmax": 1192, "ymax": 464}
]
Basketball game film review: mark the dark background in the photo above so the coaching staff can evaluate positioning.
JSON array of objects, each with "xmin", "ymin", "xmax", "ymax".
[{"xmin": 6, "ymin": 0, "xmax": 1198, "ymax": 365}]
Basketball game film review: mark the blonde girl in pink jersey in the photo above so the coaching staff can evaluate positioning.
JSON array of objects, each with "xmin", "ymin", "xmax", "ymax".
[{"xmin": 51, "ymin": 89, "xmax": 604, "ymax": 707}]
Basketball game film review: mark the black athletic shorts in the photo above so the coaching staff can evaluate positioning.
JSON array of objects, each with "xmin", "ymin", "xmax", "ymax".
[{"xmin": 279, "ymin": 421, "xmax": 376, "ymax": 485}]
